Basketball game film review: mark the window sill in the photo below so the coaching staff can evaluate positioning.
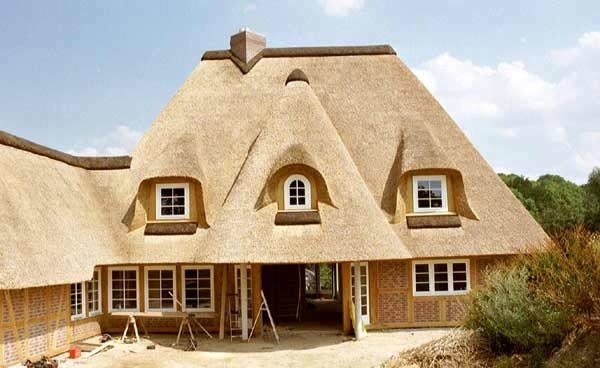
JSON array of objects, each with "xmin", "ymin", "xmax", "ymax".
[
  {"xmin": 413, "ymin": 291, "xmax": 469, "ymax": 297},
  {"xmin": 275, "ymin": 210, "xmax": 321, "ymax": 225},
  {"xmin": 144, "ymin": 222, "xmax": 198, "ymax": 235},
  {"xmin": 406, "ymin": 213, "xmax": 461, "ymax": 229},
  {"xmin": 70, "ymin": 315, "xmax": 86, "ymax": 322},
  {"xmin": 89, "ymin": 311, "xmax": 103, "ymax": 317}
]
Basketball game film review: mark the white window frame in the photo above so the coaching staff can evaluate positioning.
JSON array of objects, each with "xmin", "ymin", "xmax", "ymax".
[
  {"xmin": 351, "ymin": 262, "xmax": 370, "ymax": 325},
  {"xmin": 412, "ymin": 259, "xmax": 470, "ymax": 297},
  {"xmin": 108, "ymin": 266, "xmax": 139, "ymax": 313},
  {"xmin": 412, "ymin": 175, "xmax": 448, "ymax": 213},
  {"xmin": 145, "ymin": 265, "xmax": 177, "ymax": 312},
  {"xmin": 284, "ymin": 174, "xmax": 312, "ymax": 210},
  {"xmin": 181, "ymin": 265, "xmax": 215, "ymax": 312},
  {"xmin": 155, "ymin": 183, "xmax": 190, "ymax": 220},
  {"xmin": 70, "ymin": 282, "xmax": 86, "ymax": 321},
  {"xmin": 86, "ymin": 269, "xmax": 102, "ymax": 317}
]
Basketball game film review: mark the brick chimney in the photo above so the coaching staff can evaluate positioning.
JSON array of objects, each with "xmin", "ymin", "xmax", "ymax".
[{"xmin": 230, "ymin": 28, "xmax": 266, "ymax": 63}]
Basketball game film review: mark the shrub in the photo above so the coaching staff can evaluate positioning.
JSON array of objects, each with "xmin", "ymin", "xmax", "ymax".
[{"xmin": 466, "ymin": 264, "xmax": 571, "ymax": 354}]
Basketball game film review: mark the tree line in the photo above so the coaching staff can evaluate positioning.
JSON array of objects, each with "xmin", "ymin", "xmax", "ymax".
[{"xmin": 499, "ymin": 167, "xmax": 600, "ymax": 234}]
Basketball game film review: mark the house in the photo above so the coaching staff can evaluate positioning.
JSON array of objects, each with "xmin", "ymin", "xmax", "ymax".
[{"xmin": 0, "ymin": 29, "xmax": 547, "ymax": 365}]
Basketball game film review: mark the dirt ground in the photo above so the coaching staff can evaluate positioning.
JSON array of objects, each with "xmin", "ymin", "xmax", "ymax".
[{"xmin": 49, "ymin": 328, "xmax": 450, "ymax": 368}]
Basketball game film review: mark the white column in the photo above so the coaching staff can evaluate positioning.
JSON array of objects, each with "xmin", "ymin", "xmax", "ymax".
[
  {"xmin": 353, "ymin": 262, "xmax": 364, "ymax": 340},
  {"xmin": 240, "ymin": 263, "xmax": 248, "ymax": 340}
]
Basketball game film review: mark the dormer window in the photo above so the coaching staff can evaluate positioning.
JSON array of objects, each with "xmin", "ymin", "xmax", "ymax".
[
  {"xmin": 284, "ymin": 174, "xmax": 311, "ymax": 210},
  {"xmin": 156, "ymin": 183, "xmax": 190, "ymax": 220},
  {"xmin": 413, "ymin": 175, "xmax": 448, "ymax": 213}
]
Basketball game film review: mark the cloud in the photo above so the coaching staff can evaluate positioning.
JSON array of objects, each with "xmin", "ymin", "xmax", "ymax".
[
  {"xmin": 319, "ymin": 0, "xmax": 364, "ymax": 16},
  {"xmin": 412, "ymin": 32, "xmax": 600, "ymax": 183},
  {"xmin": 67, "ymin": 125, "xmax": 142, "ymax": 156}
]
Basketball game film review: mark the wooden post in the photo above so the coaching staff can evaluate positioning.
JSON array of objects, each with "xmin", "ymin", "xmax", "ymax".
[
  {"xmin": 219, "ymin": 265, "xmax": 228, "ymax": 340},
  {"xmin": 4, "ymin": 290, "xmax": 24, "ymax": 362},
  {"xmin": 240, "ymin": 263, "xmax": 248, "ymax": 340},
  {"xmin": 353, "ymin": 262, "xmax": 364, "ymax": 340},
  {"xmin": 251, "ymin": 265, "xmax": 263, "ymax": 337},
  {"xmin": 341, "ymin": 263, "xmax": 351, "ymax": 334}
]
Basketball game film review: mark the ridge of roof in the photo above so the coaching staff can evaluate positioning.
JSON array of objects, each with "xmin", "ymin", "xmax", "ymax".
[
  {"xmin": 0, "ymin": 130, "xmax": 131, "ymax": 170},
  {"xmin": 202, "ymin": 44, "xmax": 396, "ymax": 61}
]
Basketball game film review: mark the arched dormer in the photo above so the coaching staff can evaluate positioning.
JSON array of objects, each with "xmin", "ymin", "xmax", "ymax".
[{"xmin": 283, "ymin": 174, "xmax": 312, "ymax": 210}]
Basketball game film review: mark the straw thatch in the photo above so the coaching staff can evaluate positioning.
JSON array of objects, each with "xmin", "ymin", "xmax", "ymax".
[{"xmin": 0, "ymin": 33, "xmax": 547, "ymax": 288}]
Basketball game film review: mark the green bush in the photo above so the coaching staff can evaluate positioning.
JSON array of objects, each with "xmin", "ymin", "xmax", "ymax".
[{"xmin": 466, "ymin": 264, "xmax": 571, "ymax": 354}]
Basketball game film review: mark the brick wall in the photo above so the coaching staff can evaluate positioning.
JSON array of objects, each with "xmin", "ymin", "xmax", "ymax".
[
  {"xmin": 414, "ymin": 300, "xmax": 440, "ymax": 322},
  {"xmin": 376, "ymin": 261, "xmax": 410, "ymax": 325},
  {"xmin": 0, "ymin": 285, "xmax": 99, "ymax": 367}
]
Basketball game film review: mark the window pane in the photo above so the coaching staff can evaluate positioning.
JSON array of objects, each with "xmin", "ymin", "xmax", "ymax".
[
  {"xmin": 434, "ymin": 273, "xmax": 448, "ymax": 282},
  {"xmin": 290, "ymin": 198, "xmax": 297, "ymax": 205},
  {"xmin": 431, "ymin": 190, "xmax": 442, "ymax": 199},
  {"xmin": 290, "ymin": 189, "xmax": 297, "ymax": 196},
  {"xmin": 415, "ymin": 274, "xmax": 429, "ymax": 283},
  {"xmin": 416, "ymin": 283, "xmax": 429, "ymax": 292},
  {"xmin": 173, "ymin": 207, "xmax": 185, "ymax": 215},
  {"xmin": 161, "ymin": 188, "xmax": 172, "ymax": 197},
  {"xmin": 298, "ymin": 188, "xmax": 305, "ymax": 196},
  {"xmin": 435, "ymin": 283, "xmax": 449, "ymax": 291},
  {"xmin": 148, "ymin": 270, "xmax": 160, "ymax": 279},
  {"xmin": 434, "ymin": 264, "xmax": 447, "ymax": 273},
  {"xmin": 431, "ymin": 199, "xmax": 442, "ymax": 208},
  {"xmin": 415, "ymin": 264, "xmax": 428, "ymax": 273},
  {"xmin": 453, "ymin": 263, "xmax": 466, "ymax": 272},
  {"xmin": 161, "ymin": 207, "xmax": 172, "ymax": 215},
  {"xmin": 298, "ymin": 197, "xmax": 306, "ymax": 205},
  {"xmin": 124, "ymin": 300, "xmax": 137, "ymax": 309},
  {"xmin": 174, "ymin": 197, "xmax": 185, "ymax": 206},
  {"xmin": 417, "ymin": 181, "xmax": 428, "ymax": 190},
  {"xmin": 148, "ymin": 290, "xmax": 160, "ymax": 299},
  {"xmin": 185, "ymin": 269, "xmax": 196, "ymax": 278},
  {"xmin": 429, "ymin": 180, "xmax": 442, "ymax": 189},
  {"xmin": 173, "ymin": 188, "xmax": 185, "ymax": 196},
  {"xmin": 418, "ymin": 200, "xmax": 429, "ymax": 208},
  {"xmin": 297, "ymin": 180, "xmax": 305, "ymax": 188},
  {"xmin": 454, "ymin": 282, "xmax": 467, "ymax": 291},
  {"xmin": 125, "ymin": 270, "xmax": 136, "ymax": 279},
  {"xmin": 417, "ymin": 190, "xmax": 429, "ymax": 199},
  {"xmin": 453, "ymin": 272, "xmax": 467, "ymax": 281},
  {"xmin": 161, "ymin": 198, "xmax": 172, "ymax": 206}
]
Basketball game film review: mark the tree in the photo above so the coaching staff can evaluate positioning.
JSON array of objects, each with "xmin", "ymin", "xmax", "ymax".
[{"xmin": 584, "ymin": 167, "xmax": 600, "ymax": 231}]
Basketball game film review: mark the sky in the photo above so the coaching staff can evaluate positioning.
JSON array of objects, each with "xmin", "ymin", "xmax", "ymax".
[{"xmin": 1, "ymin": 1, "xmax": 599, "ymax": 183}]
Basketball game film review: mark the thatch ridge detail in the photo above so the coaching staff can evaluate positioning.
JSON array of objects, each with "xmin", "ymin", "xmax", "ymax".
[
  {"xmin": 202, "ymin": 45, "xmax": 396, "ymax": 60},
  {"xmin": 0, "ymin": 130, "xmax": 131, "ymax": 170}
]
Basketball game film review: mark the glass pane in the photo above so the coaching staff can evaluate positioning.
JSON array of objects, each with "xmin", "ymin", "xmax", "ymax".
[
  {"xmin": 112, "ymin": 290, "xmax": 124, "ymax": 299},
  {"xmin": 173, "ymin": 207, "xmax": 184, "ymax": 215},
  {"xmin": 417, "ymin": 190, "xmax": 429, "ymax": 199},
  {"xmin": 125, "ymin": 300, "xmax": 137, "ymax": 309},
  {"xmin": 198, "ymin": 290, "xmax": 211, "ymax": 299},
  {"xmin": 148, "ymin": 270, "xmax": 160, "ymax": 279},
  {"xmin": 431, "ymin": 190, "xmax": 442, "ymax": 199},
  {"xmin": 186, "ymin": 299, "xmax": 198, "ymax": 308},
  {"xmin": 174, "ymin": 197, "xmax": 185, "ymax": 206},
  {"xmin": 161, "ymin": 198, "xmax": 172, "ymax": 206},
  {"xmin": 297, "ymin": 181, "xmax": 305, "ymax": 188},
  {"xmin": 161, "ymin": 207, "xmax": 173, "ymax": 215},
  {"xmin": 453, "ymin": 263, "xmax": 466, "ymax": 272},
  {"xmin": 416, "ymin": 283, "xmax": 429, "ymax": 292},
  {"xmin": 415, "ymin": 274, "xmax": 429, "ymax": 283},
  {"xmin": 435, "ymin": 283, "xmax": 449, "ymax": 291},
  {"xmin": 173, "ymin": 188, "xmax": 185, "ymax": 196},
  {"xmin": 431, "ymin": 199, "xmax": 443, "ymax": 208},
  {"xmin": 453, "ymin": 272, "xmax": 467, "ymax": 281},
  {"xmin": 125, "ymin": 280, "xmax": 137, "ymax": 289},
  {"xmin": 290, "ymin": 189, "xmax": 297, "ymax": 196},
  {"xmin": 161, "ymin": 188, "xmax": 172, "ymax": 197},
  {"xmin": 161, "ymin": 289, "xmax": 172, "ymax": 298},
  {"xmin": 454, "ymin": 282, "xmax": 467, "ymax": 291},
  {"xmin": 186, "ymin": 289, "xmax": 198, "ymax": 299},
  {"xmin": 430, "ymin": 180, "xmax": 442, "ymax": 189},
  {"xmin": 418, "ymin": 200, "xmax": 429, "ymax": 208},
  {"xmin": 148, "ymin": 290, "xmax": 160, "ymax": 299},
  {"xmin": 125, "ymin": 290, "xmax": 137, "ymax": 298},
  {"xmin": 148, "ymin": 280, "xmax": 160, "ymax": 289},
  {"xmin": 415, "ymin": 264, "xmax": 429, "ymax": 273},
  {"xmin": 112, "ymin": 270, "xmax": 121, "ymax": 279},
  {"xmin": 197, "ymin": 279, "xmax": 211, "ymax": 288},
  {"xmin": 290, "ymin": 198, "xmax": 297, "ymax": 205},
  {"xmin": 162, "ymin": 300, "xmax": 174, "ymax": 309},
  {"xmin": 149, "ymin": 300, "xmax": 160, "ymax": 309},
  {"xmin": 298, "ymin": 197, "xmax": 306, "ymax": 205},
  {"xmin": 417, "ymin": 181, "xmax": 428, "ymax": 190},
  {"xmin": 125, "ymin": 270, "xmax": 136, "ymax": 279},
  {"xmin": 434, "ymin": 264, "xmax": 447, "ymax": 273},
  {"xmin": 434, "ymin": 273, "xmax": 448, "ymax": 282},
  {"xmin": 298, "ymin": 188, "xmax": 305, "ymax": 196},
  {"xmin": 112, "ymin": 300, "xmax": 122, "ymax": 309},
  {"xmin": 185, "ymin": 269, "xmax": 197, "ymax": 279}
]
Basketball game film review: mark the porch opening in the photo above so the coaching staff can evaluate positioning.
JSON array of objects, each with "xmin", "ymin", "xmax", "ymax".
[{"xmin": 261, "ymin": 263, "xmax": 342, "ymax": 329}]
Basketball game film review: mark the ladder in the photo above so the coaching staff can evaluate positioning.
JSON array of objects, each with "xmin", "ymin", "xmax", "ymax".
[{"xmin": 248, "ymin": 290, "xmax": 279, "ymax": 344}]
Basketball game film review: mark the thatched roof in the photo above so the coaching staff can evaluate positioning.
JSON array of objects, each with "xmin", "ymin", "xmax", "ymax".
[{"xmin": 0, "ymin": 33, "xmax": 547, "ymax": 288}]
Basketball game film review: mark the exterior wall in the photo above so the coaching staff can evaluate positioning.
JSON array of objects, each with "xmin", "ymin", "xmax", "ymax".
[
  {"xmin": 0, "ymin": 285, "xmax": 101, "ymax": 367},
  {"xmin": 365, "ymin": 256, "xmax": 506, "ymax": 329}
]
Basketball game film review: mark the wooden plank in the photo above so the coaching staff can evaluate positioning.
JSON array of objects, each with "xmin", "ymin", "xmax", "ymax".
[
  {"xmin": 24, "ymin": 289, "xmax": 29, "ymax": 357},
  {"xmin": 3, "ymin": 290, "xmax": 24, "ymax": 362},
  {"xmin": 251, "ymin": 264, "xmax": 262, "ymax": 337},
  {"xmin": 407, "ymin": 261, "xmax": 414, "ymax": 324},
  {"xmin": 45, "ymin": 286, "xmax": 51, "ymax": 353},
  {"xmin": 240, "ymin": 263, "xmax": 248, "ymax": 340},
  {"xmin": 340, "ymin": 263, "xmax": 351, "ymax": 334},
  {"xmin": 0, "ymin": 289, "xmax": 4, "ymax": 365},
  {"xmin": 218, "ymin": 265, "xmax": 227, "ymax": 340},
  {"xmin": 369, "ymin": 262, "xmax": 378, "ymax": 326}
]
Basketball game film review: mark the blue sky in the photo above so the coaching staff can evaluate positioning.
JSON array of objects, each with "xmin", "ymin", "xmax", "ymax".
[{"xmin": 1, "ymin": 1, "xmax": 599, "ymax": 183}]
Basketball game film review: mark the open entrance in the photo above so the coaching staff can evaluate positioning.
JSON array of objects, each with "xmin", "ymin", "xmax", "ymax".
[{"xmin": 261, "ymin": 264, "xmax": 342, "ymax": 329}]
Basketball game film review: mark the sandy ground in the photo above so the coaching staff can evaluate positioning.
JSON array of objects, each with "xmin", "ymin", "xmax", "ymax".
[{"xmin": 47, "ymin": 328, "xmax": 450, "ymax": 368}]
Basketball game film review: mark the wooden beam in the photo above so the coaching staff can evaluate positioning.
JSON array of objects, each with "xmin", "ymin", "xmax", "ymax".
[
  {"xmin": 218, "ymin": 265, "xmax": 227, "ymax": 340},
  {"xmin": 341, "ymin": 263, "xmax": 351, "ymax": 334},
  {"xmin": 251, "ymin": 264, "xmax": 262, "ymax": 337},
  {"xmin": 240, "ymin": 263, "xmax": 248, "ymax": 340}
]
